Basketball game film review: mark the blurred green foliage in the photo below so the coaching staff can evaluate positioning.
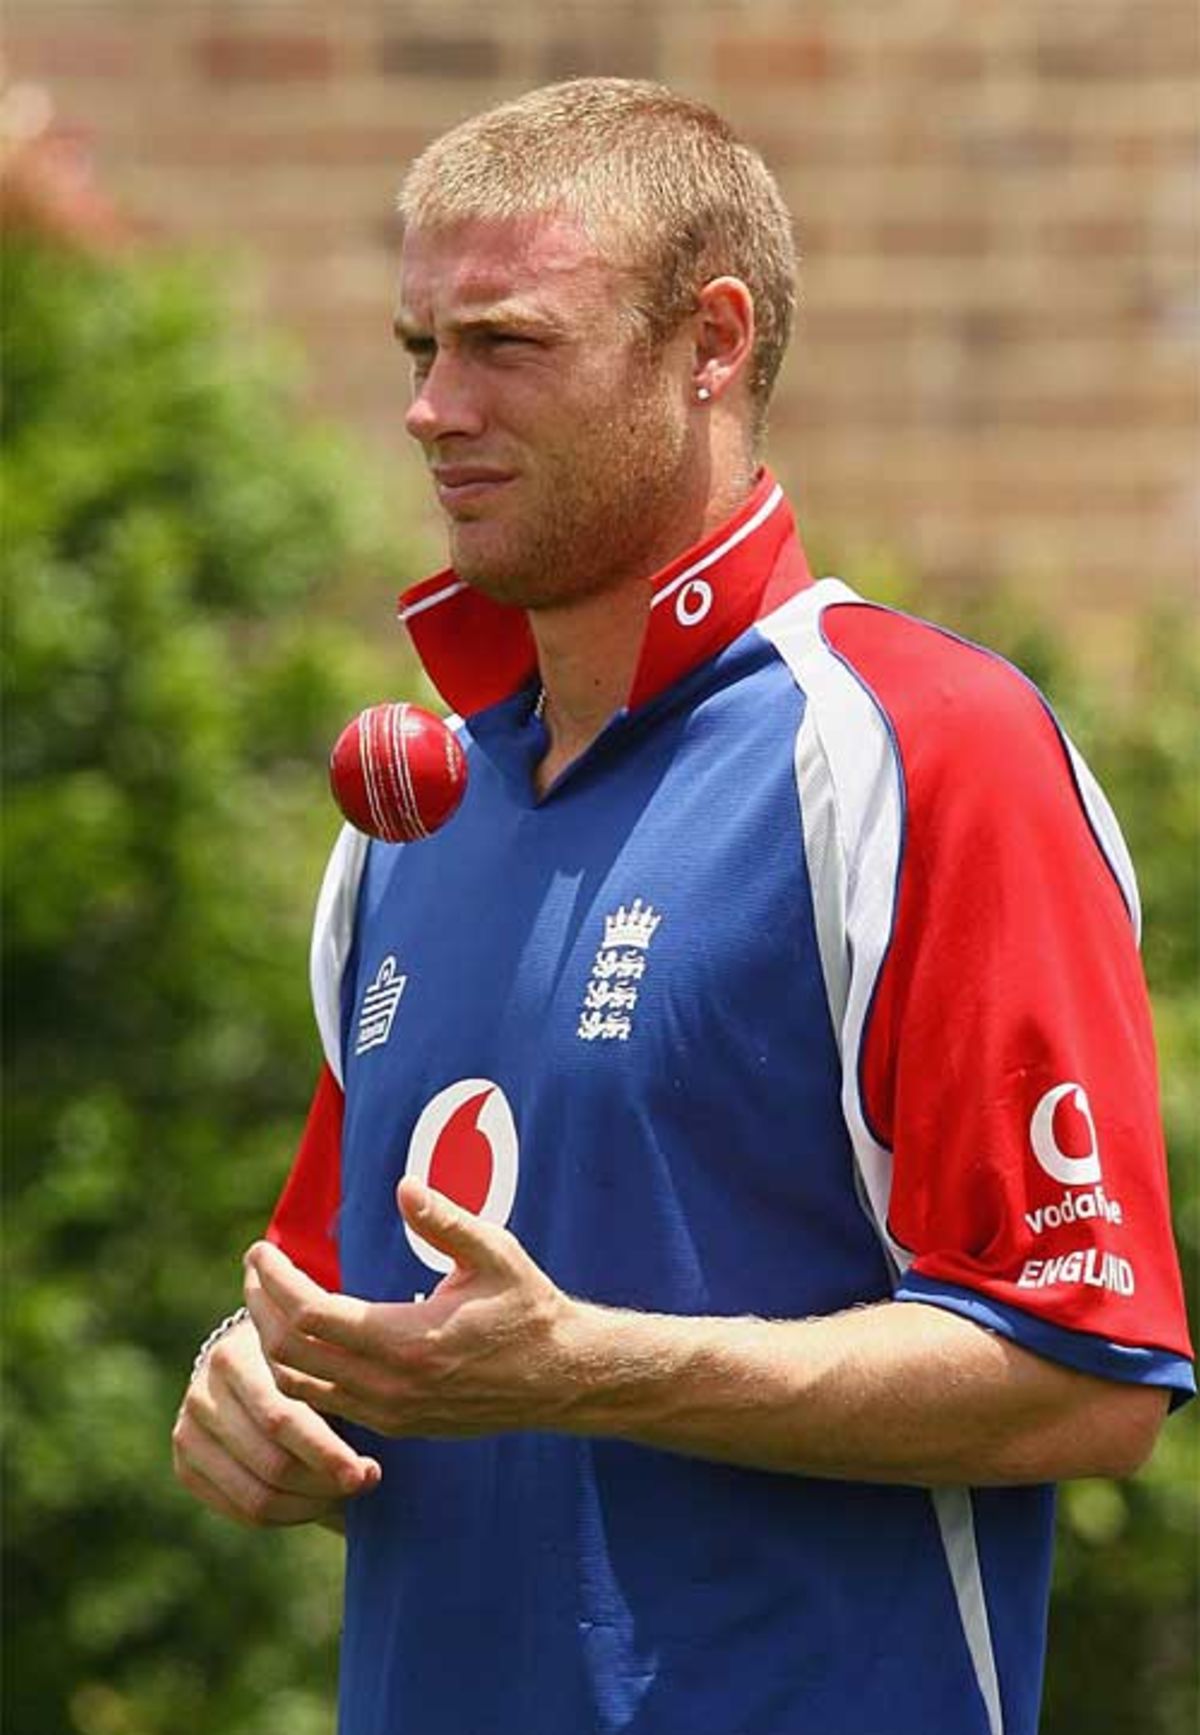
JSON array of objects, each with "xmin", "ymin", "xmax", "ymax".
[
  {"xmin": 2, "ymin": 232, "xmax": 1195, "ymax": 1734},
  {"xmin": 1033, "ymin": 621, "xmax": 1198, "ymax": 1735},
  {"xmin": 2, "ymin": 232, "xmax": 420, "ymax": 1734}
]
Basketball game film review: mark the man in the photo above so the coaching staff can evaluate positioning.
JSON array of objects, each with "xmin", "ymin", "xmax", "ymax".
[{"xmin": 173, "ymin": 79, "xmax": 1194, "ymax": 1735}]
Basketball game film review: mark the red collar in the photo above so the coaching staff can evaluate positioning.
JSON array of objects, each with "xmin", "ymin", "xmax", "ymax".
[{"xmin": 396, "ymin": 472, "xmax": 812, "ymax": 718}]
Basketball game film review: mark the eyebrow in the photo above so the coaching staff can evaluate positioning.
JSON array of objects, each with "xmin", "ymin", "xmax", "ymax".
[{"xmin": 391, "ymin": 306, "xmax": 566, "ymax": 346}]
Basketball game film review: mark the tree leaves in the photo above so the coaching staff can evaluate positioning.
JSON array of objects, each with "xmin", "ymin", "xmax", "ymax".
[{"xmin": 2, "ymin": 234, "xmax": 417, "ymax": 1733}]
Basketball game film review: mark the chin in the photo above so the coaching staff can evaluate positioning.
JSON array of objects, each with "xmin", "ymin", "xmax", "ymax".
[{"xmin": 449, "ymin": 541, "xmax": 532, "ymax": 607}]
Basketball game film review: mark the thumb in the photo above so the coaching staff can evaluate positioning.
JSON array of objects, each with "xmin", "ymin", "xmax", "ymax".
[{"xmin": 396, "ymin": 1175, "xmax": 507, "ymax": 1273}]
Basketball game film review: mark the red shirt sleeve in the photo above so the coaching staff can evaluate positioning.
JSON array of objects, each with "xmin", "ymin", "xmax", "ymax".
[
  {"xmin": 266, "ymin": 1061, "xmax": 343, "ymax": 1290},
  {"xmin": 824, "ymin": 603, "xmax": 1192, "ymax": 1372}
]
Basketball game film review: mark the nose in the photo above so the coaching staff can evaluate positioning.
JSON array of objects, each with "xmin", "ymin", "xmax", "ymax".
[{"xmin": 404, "ymin": 351, "xmax": 486, "ymax": 447}]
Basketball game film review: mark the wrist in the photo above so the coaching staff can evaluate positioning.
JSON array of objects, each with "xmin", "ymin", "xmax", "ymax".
[
  {"xmin": 189, "ymin": 1305, "xmax": 251, "ymax": 1384},
  {"xmin": 545, "ymin": 1296, "xmax": 714, "ymax": 1440}
]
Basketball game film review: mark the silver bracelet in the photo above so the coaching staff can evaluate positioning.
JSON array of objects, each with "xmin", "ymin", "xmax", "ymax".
[{"xmin": 190, "ymin": 1305, "xmax": 250, "ymax": 1382}]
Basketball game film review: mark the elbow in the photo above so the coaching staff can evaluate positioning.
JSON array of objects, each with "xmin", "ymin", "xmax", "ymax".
[
  {"xmin": 988, "ymin": 1382, "xmax": 1171, "ymax": 1485},
  {"xmin": 1087, "ymin": 1385, "xmax": 1171, "ymax": 1479},
  {"xmin": 1055, "ymin": 1384, "xmax": 1171, "ymax": 1482}
]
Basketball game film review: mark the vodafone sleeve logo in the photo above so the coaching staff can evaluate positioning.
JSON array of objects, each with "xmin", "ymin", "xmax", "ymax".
[
  {"xmin": 1021, "ymin": 1081, "xmax": 1128, "ymax": 1293},
  {"xmin": 1029, "ymin": 1081, "xmax": 1101, "ymax": 1187},
  {"xmin": 1024, "ymin": 1080, "xmax": 1124, "ymax": 1234}
]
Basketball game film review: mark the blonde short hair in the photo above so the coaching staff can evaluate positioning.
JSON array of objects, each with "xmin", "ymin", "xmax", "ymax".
[{"xmin": 397, "ymin": 79, "xmax": 797, "ymax": 438}]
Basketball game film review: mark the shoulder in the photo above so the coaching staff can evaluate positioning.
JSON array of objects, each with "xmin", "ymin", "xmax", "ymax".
[
  {"xmin": 766, "ymin": 581, "xmax": 1057, "ymax": 743},
  {"xmin": 310, "ymin": 823, "xmax": 372, "ymax": 1085},
  {"xmin": 760, "ymin": 580, "xmax": 1138, "ymax": 938},
  {"xmin": 821, "ymin": 599, "xmax": 1136, "ymax": 921},
  {"xmin": 768, "ymin": 585, "xmax": 1092, "ymax": 836},
  {"xmin": 817, "ymin": 598, "xmax": 1062, "ymax": 782}
]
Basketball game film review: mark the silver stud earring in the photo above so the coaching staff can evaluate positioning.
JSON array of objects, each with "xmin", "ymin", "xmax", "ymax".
[{"xmin": 696, "ymin": 386, "xmax": 712, "ymax": 403}]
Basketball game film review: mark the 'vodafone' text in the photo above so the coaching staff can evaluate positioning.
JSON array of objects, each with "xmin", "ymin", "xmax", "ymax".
[{"xmin": 1024, "ymin": 1183, "xmax": 1122, "ymax": 1236}]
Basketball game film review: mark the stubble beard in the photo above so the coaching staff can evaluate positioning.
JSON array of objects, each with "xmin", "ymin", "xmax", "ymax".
[{"xmin": 446, "ymin": 361, "xmax": 692, "ymax": 613}]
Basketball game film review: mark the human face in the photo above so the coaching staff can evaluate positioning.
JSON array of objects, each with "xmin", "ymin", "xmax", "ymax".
[{"xmin": 395, "ymin": 215, "xmax": 698, "ymax": 610}]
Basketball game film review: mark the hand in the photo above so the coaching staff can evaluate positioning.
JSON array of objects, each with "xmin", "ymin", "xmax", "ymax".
[
  {"xmin": 172, "ymin": 1312, "xmax": 382, "ymax": 1528},
  {"xmin": 243, "ymin": 1176, "xmax": 572, "ymax": 1439}
]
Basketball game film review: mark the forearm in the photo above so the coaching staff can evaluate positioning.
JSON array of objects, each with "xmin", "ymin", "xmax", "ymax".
[
  {"xmin": 245, "ymin": 1193, "xmax": 1169, "ymax": 1483},
  {"xmin": 550, "ymin": 1296, "xmax": 1168, "ymax": 1485}
]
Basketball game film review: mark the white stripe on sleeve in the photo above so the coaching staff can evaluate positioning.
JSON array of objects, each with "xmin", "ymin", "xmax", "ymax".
[
  {"xmin": 759, "ymin": 579, "xmax": 908, "ymax": 1275},
  {"xmin": 310, "ymin": 823, "xmax": 371, "ymax": 1088}
]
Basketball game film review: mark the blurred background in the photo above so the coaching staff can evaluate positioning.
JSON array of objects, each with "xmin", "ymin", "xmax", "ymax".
[
  {"xmin": 5, "ymin": 1, "xmax": 1199, "ymax": 638},
  {"xmin": 2, "ymin": 3, "xmax": 1196, "ymax": 1732}
]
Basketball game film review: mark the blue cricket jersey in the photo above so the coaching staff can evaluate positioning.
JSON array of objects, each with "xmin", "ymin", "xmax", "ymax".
[{"xmin": 270, "ymin": 474, "xmax": 1193, "ymax": 1735}]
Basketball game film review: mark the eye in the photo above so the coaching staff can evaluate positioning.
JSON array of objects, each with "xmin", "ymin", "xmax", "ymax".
[
  {"xmin": 405, "ymin": 340, "xmax": 436, "ymax": 380},
  {"xmin": 483, "ymin": 331, "xmax": 535, "ymax": 357}
]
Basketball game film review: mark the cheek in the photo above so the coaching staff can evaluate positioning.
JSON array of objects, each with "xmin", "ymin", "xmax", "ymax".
[{"xmin": 614, "ymin": 378, "xmax": 690, "ymax": 478}]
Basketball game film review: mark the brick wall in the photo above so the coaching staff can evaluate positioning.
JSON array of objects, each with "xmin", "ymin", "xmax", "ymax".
[{"xmin": 8, "ymin": 0, "xmax": 1197, "ymax": 637}]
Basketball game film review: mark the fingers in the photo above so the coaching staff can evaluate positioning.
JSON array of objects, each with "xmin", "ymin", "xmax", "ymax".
[
  {"xmin": 174, "ymin": 1453, "xmax": 259, "ymax": 1528},
  {"xmin": 238, "ymin": 1201, "xmax": 550, "ymax": 1445},
  {"xmin": 397, "ymin": 1176, "xmax": 513, "ymax": 1274},
  {"xmin": 173, "ymin": 1313, "xmax": 381, "ymax": 1528},
  {"xmin": 246, "ymin": 1193, "xmax": 518, "ymax": 1371},
  {"xmin": 244, "ymin": 1257, "xmax": 367, "ymax": 1388},
  {"xmin": 173, "ymin": 1407, "xmax": 345, "ymax": 1529},
  {"xmin": 212, "ymin": 1318, "xmax": 381, "ymax": 1489},
  {"xmin": 192, "ymin": 1369, "xmax": 371, "ymax": 1499},
  {"xmin": 244, "ymin": 1242, "xmax": 376, "ymax": 1352},
  {"xmin": 242, "ymin": 1246, "xmax": 422, "ymax": 1430}
]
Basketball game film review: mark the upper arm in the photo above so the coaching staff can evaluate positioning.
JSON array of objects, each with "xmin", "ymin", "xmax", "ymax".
[
  {"xmin": 266, "ymin": 1062, "xmax": 344, "ymax": 1290},
  {"xmin": 264, "ymin": 823, "xmax": 371, "ymax": 1289},
  {"xmin": 813, "ymin": 602, "xmax": 1194, "ymax": 1408}
]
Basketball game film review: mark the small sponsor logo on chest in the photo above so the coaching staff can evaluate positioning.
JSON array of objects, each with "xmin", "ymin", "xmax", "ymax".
[
  {"xmin": 577, "ymin": 899, "xmax": 662, "ymax": 1042},
  {"xmin": 355, "ymin": 955, "xmax": 407, "ymax": 1055}
]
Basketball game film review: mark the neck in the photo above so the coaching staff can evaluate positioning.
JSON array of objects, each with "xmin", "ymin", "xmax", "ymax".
[
  {"xmin": 530, "ymin": 575, "xmax": 650, "ymax": 790},
  {"xmin": 530, "ymin": 461, "xmax": 756, "ymax": 795}
]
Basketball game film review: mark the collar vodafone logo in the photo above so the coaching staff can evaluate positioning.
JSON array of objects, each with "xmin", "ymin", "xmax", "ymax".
[
  {"xmin": 403, "ymin": 1079, "xmax": 518, "ymax": 1275},
  {"xmin": 1030, "ymin": 1081, "xmax": 1101, "ymax": 1186},
  {"xmin": 673, "ymin": 578, "xmax": 714, "ymax": 627}
]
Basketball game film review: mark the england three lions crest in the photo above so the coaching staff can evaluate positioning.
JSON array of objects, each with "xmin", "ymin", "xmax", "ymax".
[{"xmin": 577, "ymin": 898, "xmax": 662, "ymax": 1042}]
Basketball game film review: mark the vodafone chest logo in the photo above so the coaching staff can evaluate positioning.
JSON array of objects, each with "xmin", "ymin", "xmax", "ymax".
[{"xmin": 403, "ymin": 1079, "xmax": 519, "ymax": 1274}]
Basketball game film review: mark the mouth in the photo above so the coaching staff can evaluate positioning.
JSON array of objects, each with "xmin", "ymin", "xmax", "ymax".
[{"xmin": 431, "ymin": 466, "xmax": 516, "ymax": 513}]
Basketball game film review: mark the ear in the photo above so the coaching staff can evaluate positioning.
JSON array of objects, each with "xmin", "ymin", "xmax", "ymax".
[{"xmin": 691, "ymin": 276, "xmax": 756, "ymax": 406}]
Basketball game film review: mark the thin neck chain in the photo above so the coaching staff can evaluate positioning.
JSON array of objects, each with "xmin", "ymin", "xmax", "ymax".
[{"xmin": 533, "ymin": 685, "xmax": 547, "ymax": 721}]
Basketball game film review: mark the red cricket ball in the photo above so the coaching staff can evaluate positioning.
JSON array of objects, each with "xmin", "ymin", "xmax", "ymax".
[{"xmin": 329, "ymin": 702, "xmax": 468, "ymax": 843}]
